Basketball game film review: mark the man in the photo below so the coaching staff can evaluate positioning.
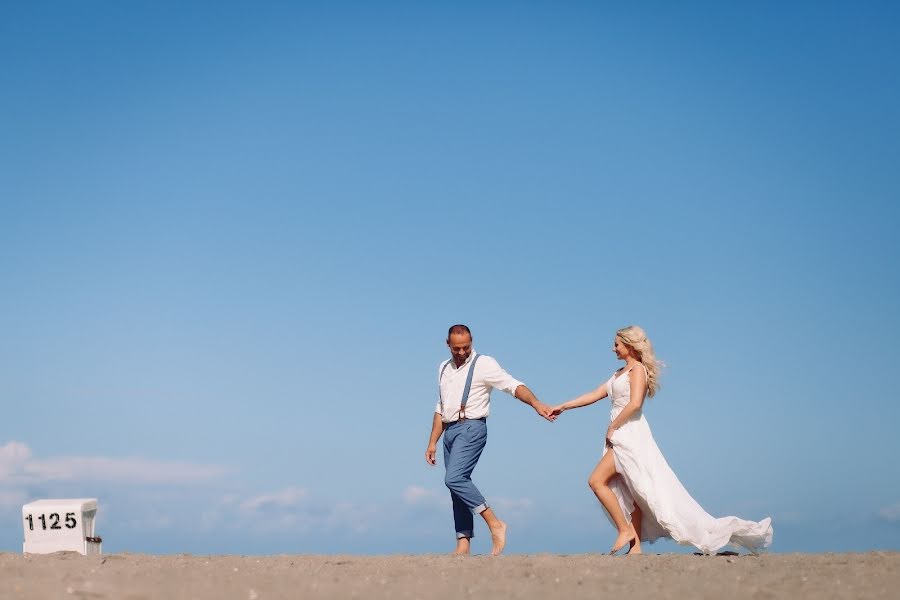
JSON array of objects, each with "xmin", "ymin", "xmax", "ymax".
[{"xmin": 424, "ymin": 324, "xmax": 555, "ymax": 556}]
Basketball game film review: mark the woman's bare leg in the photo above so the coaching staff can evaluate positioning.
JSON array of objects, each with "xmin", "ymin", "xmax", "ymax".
[
  {"xmin": 627, "ymin": 505, "xmax": 642, "ymax": 554},
  {"xmin": 588, "ymin": 451, "xmax": 635, "ymax": 554}
]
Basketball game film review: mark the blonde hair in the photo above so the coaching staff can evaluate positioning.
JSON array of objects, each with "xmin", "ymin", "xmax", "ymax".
[{"xmin": 616, "ymin": 325, "xmax": 663, "ymax": 398}]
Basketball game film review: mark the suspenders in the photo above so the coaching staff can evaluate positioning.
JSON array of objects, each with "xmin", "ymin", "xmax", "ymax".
[{"xmin": 438, "ymin": 354, "xmax": 481, "ymax": 422}]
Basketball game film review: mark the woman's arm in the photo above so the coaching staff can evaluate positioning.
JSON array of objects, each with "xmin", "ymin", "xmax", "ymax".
[
  {"xmin": 551, "ymin": 382, "xmax": 609, "ymax": 416},
  {"xmin": 607, "ymin": 366, "xmax": 648, "ymax": 436}
]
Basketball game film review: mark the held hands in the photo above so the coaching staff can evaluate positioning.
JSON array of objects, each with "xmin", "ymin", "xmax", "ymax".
[
  {"xmin": 533, "ymin": 401, "xmax": 557, "ymax": 422},
  {"xmin": 549, "ymin": 404, "xmax": 566, "ymax": 418}
]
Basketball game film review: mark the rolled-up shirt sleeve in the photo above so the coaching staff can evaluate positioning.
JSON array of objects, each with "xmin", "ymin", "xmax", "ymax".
[{"xmin": 479, "ymin": 356, "xmax": 525, "ymax": 397}]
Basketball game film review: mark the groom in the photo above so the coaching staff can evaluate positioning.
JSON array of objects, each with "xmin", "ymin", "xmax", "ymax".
[{"xmin": 424, "ymin": 324, "xmax": 555, "ymax": 555}]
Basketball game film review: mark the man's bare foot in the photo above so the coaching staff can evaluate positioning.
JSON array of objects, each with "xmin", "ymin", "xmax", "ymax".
[
  {"xmin": 490, "ymin": 521, "xmax": 507, "ymax": 556},
  {"xmin": 609, "ymin": 526, "xmax": 636, "ymax": 555},
  {"xmin": 453, "ymin": 538, "xmax": 471, "ymax": 556}
]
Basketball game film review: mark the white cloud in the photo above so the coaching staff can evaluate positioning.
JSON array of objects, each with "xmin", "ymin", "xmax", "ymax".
[
  {"xmin": 0, "ymin": 441, "xmax": 227, "ymax": 486},
  {"xmin": 1, "ymin": 442, "xmax": 389, "ymax": 541},
  {"xmin": 204, "ymin": 487, "xmax": 376, "ymax": 535},
  {"xmin": 491, "ymin": 496, "xmax": 534, "ymax": 513},
  {"xmin": 402, "ymin": 485, "xmax": 449, "ymax": 511},
  {"xmin": 0, "ymin": 440, "xmax": 32, "ymax": 464},
  {"xmin": 239, "ymin": 487, "xmax": 308, "ymax": 513},
  {"xmin": 0, "ymin": 441, "xmax": 33, "ymax": 480},
  {"xmin": 878, "ymin": 504, "xmax": 900, "ymax": 523},
  {"xmin": 402, "ymin": 485, "xmax": 438, "ymax": 505}
]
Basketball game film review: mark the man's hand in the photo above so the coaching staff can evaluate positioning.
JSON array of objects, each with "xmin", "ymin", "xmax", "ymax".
[
  {"xmin": 533, "ymin": 401, "xmax": 556, "ymax": 422},
  {"xmin": 425, "ymin": 444, "xmax": 437, "ymax": 465},
  {"xmin": 549, "ymin": 404, "xmax": 565, "ymax": 418},
  {"xmin": 514, "ymin": 385, "xmax": 556, "ymax": 422}
]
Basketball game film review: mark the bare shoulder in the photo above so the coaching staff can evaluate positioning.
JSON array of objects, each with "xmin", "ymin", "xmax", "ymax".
[{"xmin": 629, "ymin": 364, "xmax": 647, "ymax": 384}]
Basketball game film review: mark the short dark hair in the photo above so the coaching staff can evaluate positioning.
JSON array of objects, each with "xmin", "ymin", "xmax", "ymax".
[{"xmin": 447, "ymin": 324, "xmax": 472, "ymax": 338}]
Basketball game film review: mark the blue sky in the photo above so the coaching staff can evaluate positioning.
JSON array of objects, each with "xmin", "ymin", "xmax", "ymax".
[{"xmin": 1, "ymin": 0, "xmax": 898, "ymax": 555}]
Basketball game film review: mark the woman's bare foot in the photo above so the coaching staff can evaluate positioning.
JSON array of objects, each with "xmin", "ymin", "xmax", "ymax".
[
  {"xmin": 627, "ymin": 530, "xmax": 642, "ymax": 555},
  {"xmin": 490, "ymin": 521, "xmax": 507, "ymax": 556},
  {"xmin": 609, "ymin": 525, "xmax": 636, "ymax": 555}
]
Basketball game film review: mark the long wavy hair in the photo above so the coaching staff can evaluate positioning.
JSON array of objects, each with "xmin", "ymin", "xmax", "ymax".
[{"xmin": 616, "ymin": 325, "xmax": 663, "ymax": 398}]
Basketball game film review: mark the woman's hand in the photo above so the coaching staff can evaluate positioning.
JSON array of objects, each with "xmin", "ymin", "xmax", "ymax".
[
  {"xmin": 549, "ymin": 404, "xmax": 566, "ymax": 418},
  {"xmin": 606, "ymin": 424, "xmax": 618, "ymax": 446}
]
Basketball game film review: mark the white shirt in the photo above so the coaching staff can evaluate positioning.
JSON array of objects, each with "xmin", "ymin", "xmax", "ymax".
[{"xmin": 434, "ymin": 350, "xmax": 525, "ymax": 423}]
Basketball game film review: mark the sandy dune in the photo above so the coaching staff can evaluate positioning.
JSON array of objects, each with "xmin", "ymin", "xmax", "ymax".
[{"xmin": 2, "ymin": 551, "xmax": 897, "ymax": 599}]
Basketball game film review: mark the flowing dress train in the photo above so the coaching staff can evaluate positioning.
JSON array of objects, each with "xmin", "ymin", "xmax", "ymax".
[{"xmin": 602, "ymin": 366, "xmax": 773, "ymax": 554}]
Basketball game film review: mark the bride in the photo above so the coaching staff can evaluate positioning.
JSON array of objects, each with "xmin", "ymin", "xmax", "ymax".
[{"xmin": 551, "ymin": 325, "xmax": 773, "ymax": 555}]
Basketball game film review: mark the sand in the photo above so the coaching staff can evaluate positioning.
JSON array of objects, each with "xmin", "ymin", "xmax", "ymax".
[{"xmin": 2, "ymin": 551, "xmax": 897, "ymax": 599}]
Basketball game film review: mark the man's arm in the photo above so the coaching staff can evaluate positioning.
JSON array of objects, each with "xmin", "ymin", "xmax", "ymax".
[
  {"xmin": 425, "ymin": 412, "xmax": 443, "ymax": 465},
  {"xmin": 514, "ymin": 384, "xmax": 556, "ymax": 422},
  {"xmin": 479, "ymin": 356, "xmax": 555, "ymax": 422}
]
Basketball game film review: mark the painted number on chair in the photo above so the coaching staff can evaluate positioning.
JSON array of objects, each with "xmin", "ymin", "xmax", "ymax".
[{"xmin": 24, "ymin": 513, "xmax": 77, "ymax": 531}]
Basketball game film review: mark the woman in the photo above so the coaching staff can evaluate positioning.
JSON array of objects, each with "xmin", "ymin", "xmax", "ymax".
[{"xmin": 551, "ymin": 325, "xmax": 773, "ymax": 555}]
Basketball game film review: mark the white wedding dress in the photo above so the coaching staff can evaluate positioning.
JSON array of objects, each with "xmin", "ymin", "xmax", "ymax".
[{"xmin": 602, "ymin": 365, "xmax": 773, "ymax": 554}]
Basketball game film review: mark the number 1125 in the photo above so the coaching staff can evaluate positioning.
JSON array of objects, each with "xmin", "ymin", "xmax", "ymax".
[{"xmin": 24, "ymin": 513, "xmax": 77, "ymax": 530}]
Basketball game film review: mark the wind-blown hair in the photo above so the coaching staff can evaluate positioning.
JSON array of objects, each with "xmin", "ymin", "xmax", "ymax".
[{"xmin": 616, "ymin": 325, "xmax": 663, "ymax": 398}]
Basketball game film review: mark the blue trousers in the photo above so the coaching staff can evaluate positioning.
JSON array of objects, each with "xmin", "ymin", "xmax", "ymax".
[{"xmin": 443, "ymin": 419, "xmax": 489, "ymax": 539}]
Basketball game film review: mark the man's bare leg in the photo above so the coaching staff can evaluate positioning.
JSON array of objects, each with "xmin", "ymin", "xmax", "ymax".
[
  {"xmin": 453, "ymin": 536, "xmax": 471, "ymax": 555},
  {"xmin": 479, "ymin": 508, "xmax": 507, "ymax": 556}
]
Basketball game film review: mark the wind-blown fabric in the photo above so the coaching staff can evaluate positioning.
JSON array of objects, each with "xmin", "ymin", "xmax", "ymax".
[{"xmin": 602, "ymin": 366, "xmax": 773, "ymax": 554}]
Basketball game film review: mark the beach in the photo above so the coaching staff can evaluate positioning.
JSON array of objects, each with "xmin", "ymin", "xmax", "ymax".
[{"xmin": 2, "ymin": 551, "xmax": 897, "ymax": 599}]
